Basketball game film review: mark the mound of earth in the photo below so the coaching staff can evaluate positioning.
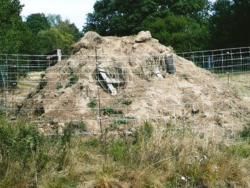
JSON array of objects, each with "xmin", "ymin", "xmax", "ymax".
[{"xmin": 19, "ymin": 31, "xmax": 250, "ymax": 138}]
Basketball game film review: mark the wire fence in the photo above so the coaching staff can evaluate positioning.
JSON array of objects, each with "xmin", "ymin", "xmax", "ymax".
[
  {"xmin": 0, "ymin": 48, "xmax": 249, "ymax": 143},
  {"xmin": 178, "ymin": 46, "xmax": 250, "ymax": 74}
]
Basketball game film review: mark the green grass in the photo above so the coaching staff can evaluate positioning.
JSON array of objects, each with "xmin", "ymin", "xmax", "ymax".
[
  {"xmin": 0, "ymin": 116, "xmax": 249, "ymax": 187},
  {"xmin": 87, "ymin": 99, "xmax": 97, "ymax": 108},
  {"xmin": 219, "ymin": 72, "xmax": 250, "ymax": 98},
  {"xmin": 66, "ymin": 70, "xmax": 79, "ymax": 88},
  {"xmin": 102, "ymin": 107, "xmax": 123, "ymax": 116}
]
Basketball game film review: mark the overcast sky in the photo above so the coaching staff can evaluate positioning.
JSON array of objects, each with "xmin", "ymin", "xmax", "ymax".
[
  {"xmin": 20, "ymin": 0, "xmax": 96, "ymax": 30},
  {"xmin": 20, "ymin": 0, "xmax": 216, "ymax": 30}
]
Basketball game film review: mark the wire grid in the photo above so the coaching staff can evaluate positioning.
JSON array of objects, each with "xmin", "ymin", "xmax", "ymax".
[
  {"xmin": 178, "ymin": 46, "xmax": 250, "ymax": 74},
  {"xmin": 0, "ymin": 51, "xmax": 249, "ymax": 143}
]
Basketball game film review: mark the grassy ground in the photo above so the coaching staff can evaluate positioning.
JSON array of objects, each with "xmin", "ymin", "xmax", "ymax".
[
  {"xmin": 219, "ymin": 72, "xmax": 250, "ymax": 100},
  {"xmin": 0, "ymin": 118, "xmax": 249, "ymax": 188}
]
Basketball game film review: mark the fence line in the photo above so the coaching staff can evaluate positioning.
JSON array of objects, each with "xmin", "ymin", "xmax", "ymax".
[
  {"xmin": 0, "ymin": 48, "xmax": 249, "ymax": 142},
  {"xmin": 178, "ymin": 46, "xmax": 250, "ymax": 73}
]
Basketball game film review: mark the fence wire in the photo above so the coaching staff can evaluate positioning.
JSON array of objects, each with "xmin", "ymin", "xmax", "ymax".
[
  {"xmin": 178, "ymin": 46, "xmax": 250, "ymax": 73},
  {"xmin": 0, "ymin": 48, "xmax": 249, "ymax": 143}
]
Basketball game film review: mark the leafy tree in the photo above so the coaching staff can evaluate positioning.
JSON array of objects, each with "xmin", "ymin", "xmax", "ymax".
[
  {"xmin": 0, "ymin": 0, "xmax": 27, "ymax": 54},
  {"xmin": 47, "ymin": 14, "xmax": 63, "ymax": 27},
  {"xmin": 57, "ymin": 19, "xmax": 82, "ymax": 41},
  {"xmin": 84, "ymin": 0, "xmax": 211, "ymax": 51},
  {"xmin": 210, "ymin": 0, "xmax": 235, "ymax": 48},
  {"xmin": 37, "ymin": 28, "xmax": 75, "ymax": 55},
  {"xmin": 144, "ymin": 13, "xmax": 210, "ymax": 51},
  {"xmin": 25, "ymin": 13, "xmax": 50, "ymax": 34},
  {"xmin": 211, "ymin": 0, "xmax": 250, "ymax": 48},
  {"xmin": 84, "ymin": 0, "xmax": 158, "ymax": 36},
  {"xmin": 24, "ymin": 14, "xmax": 81, "ymax": 55}
]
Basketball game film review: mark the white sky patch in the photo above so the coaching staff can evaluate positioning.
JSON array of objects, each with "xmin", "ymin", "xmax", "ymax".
[{"xmin": 20, "ymin": 0, "xmax": 96, "ymax": 30}]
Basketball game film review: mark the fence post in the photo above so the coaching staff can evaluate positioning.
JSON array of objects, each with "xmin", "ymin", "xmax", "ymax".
[
  {"xmin": 57, "ymin": 49, "xmax": 62, "ymax": 62},
  {"xmin": 221, "ymin": 50, "xmax": 224, "ymax": 73},
  {"xmin": 240, "ymin": 48, "xmax": 243, "ymax": 72}
]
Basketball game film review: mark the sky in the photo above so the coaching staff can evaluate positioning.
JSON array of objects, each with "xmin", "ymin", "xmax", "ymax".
[{"xmin": 20, "ymin": 0, "xmax": 96, "ymax": 30}]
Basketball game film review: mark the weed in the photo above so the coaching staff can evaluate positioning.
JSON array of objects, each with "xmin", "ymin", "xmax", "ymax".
[
  {"xmin": 56, "ymin": 82, "xmax": 63, "ymax": 90},
  {"xmin": 109, "ymin": 140, "xmax": 127, "ymax": 161},
  {"xmin": 84, "ymin": 138, "xmax": 100, "ymax": 148},
  {"xmin": 122, "ymin": 99, "xmax": 132, "ymax": 106},
  {"xmin": 0, "ymin": 117, "xmax": 73, "ymax": 187},
  {"xmin": 67, "ymin": 121, "xmax": 87, "ymax": 132},
  {"xmin": 87, "ymin": 99, "xmax": 97, "ymax": 108},
  {"xmin": 240, "ymin": 125, "xmax": 250, "ymax": 140},
  {"xmin": 227, "ymin": 143, "xmax": 250, "ymax": 158},
  {"xmin": 66, "ymin": 71, "xmax": 79, "ymax": 87},
  {"xmin": 38, "ymin": 79, "xmax": 47, "ymax": 90},
  {"xmin": 102, "ymin": 107, "xmax": 123, "ymax": 116}
]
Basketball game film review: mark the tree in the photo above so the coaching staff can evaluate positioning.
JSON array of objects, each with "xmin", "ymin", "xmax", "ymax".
[
  {"xmin": 211, "ymin": 0, "xmax": 250, "ymax": 48},
  {"xmin": 84, "ymin": 0, "xmax": 158, "ymax": 36},
  {"xmin": 37, "ymin": 28, "xmax": 75, "ymax": 55},
  {"xmin": 84, "ymin": 0, "xmax": 211, "ymax": 51},
  {"xmin": 47, "ymin": 14, "xmax": 63, "ymax": 27},
  {"xmin": 210, "ymin": 0, "xmax": 235, "ymax": 48},
  {"xmin": 34, "ymin": 16, "xmax": 81, "ymax": 55},
  {"xmin": 57, "ymin": 20, "xmax": 82, "ymax": 41},
  {"xmin": 25, "ymin": 13, "xmax": 50, "ymax": 34},
  {"xmin": 144, "ymin": 13, "xmax": 210, "ymax": 51},
  {"xmin": 0, "ymin": 0, "xmax": 27, "ymax": 54}
]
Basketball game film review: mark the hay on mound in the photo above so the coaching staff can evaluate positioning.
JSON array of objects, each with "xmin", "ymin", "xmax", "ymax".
[{"xmin": 19, "ymin": 31, "xmax": 250, "ymax": 139}]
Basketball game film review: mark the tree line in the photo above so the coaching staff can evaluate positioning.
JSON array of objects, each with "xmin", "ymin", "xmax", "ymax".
[
  {"xmin": 0, "ymin": 0, "xmax": 250, "ymax": 55},
  {"xmin": 84, "ymin": 0, "xmax": 250, "ymax": 52},
  {"xmin": 0, "ymin": 0, "xmax": 81, "ymax": 55}
]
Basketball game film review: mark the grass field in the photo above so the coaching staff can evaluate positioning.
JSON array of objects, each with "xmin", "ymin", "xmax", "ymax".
[
  {"xmin": 219, "ymin": 72, "xmax": 250, "ymax": 105},
  {"xmin": 0, "ymin": 118, "xmax": 249, "ymax": 188}
]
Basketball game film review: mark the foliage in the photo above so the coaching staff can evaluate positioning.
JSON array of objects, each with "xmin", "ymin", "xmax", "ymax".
[
  {"xmin": 240, "ymin": 124, "xmax": 250, "ymax": 140},
  {"xmin": 102, "ymin": 107, "xmax": 123, "ymax": 116},
  {"xmin": 0, "ymin": 117, "xmax": 73, "ymax": 187},
  {"xmin": 211, "ymin": 0, "xmax": 250, "ymax": 48},
  {"xmin": 84, "ymin": 0, "xmax": 211, "ymax": 51},
  {"xmin": 66, "ymin": 71, "xmax": 79, "ymax": 87},
  {"xmin": 0, "ymin": 1, "xmax": 81, "ymax": 55},
  {"xmin": 0, "ymin": 116, "xmax": 249, "ymax": 187},
  {"xmin": 0, "ymin": 0, "xmax": 31, "ymax": 54},
  {"xmin": 26, "ymin": 13, "xmax": 50, "ymax": 35},
  {"xmin": 37, "ymin": 27, "xmax": 75, "ymax": 55},
  {"xmin": 87, "ymin": 99, "xmax": 97, "ymax": 108}
]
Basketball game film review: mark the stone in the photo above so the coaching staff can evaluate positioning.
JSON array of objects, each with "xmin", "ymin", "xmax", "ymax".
[{"xmin": 135, "ymin": 31, "xmax": 152, "ymax": 43}]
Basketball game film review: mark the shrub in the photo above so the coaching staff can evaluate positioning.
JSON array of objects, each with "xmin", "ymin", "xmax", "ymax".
[
  {"xmin": 87, "ymin": 99, "xmax": 97, "ymax": 108},
  {"xmin": 56, "ymin": 82, "xmax": 63, "ymax": 90},
  {"xmin": 0, "ymin": 117, "xmax": 73, "ymax": 187},
  {"xmin": 240, "ymin": 125, "xmax": 250, "ymax": 140},
  {"xmin": 66, "ymin": 72, "xmax": 78, "ymax": 87},
  {"xmin": 122, "ymin": 99, "xmax": 132, "ymax": 106},
  {"xmin": 102, "ymin": 107, "xmax": 123, "ymax": 116}
]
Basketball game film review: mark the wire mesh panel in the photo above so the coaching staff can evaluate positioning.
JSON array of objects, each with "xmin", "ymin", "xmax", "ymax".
[
  {"xmin": 178, "ymin": 47, "xmax": 250, "ymax": 74},
  {"xmin": 0, "ymin": 51, "xmax": 248, "ymax": 143}
]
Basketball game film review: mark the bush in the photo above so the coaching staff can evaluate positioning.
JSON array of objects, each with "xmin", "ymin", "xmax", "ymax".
[
  {"xmin": 87, "ymin": 99, "xmax": 97, "ymax": 108},
  {"xmin": 56, "ymin": 82, "xmax": 63, "ymax": 90},
  {"xmin": 240, "ymin": 125, "xmax": 250, "ymax": 140},
  {"xmin": 0, "ymin": 117, "xmax": 73, "ymax": 187},
  {"xmin": 102, "ymin": 107, "xmax": 123, "ymax": 116},
  {"xmin": 66, "ymin": 71, "xmax": 78, "ymax": 87}
]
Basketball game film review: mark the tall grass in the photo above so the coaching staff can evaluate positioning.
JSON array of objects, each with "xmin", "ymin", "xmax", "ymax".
[
  {"xmin": 0, "ymin": 116, "xmax": 73, "ymax": 188},
  {"xmin": 0, "ymin": 117, "xmax": 249, "ymax": 187}
]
